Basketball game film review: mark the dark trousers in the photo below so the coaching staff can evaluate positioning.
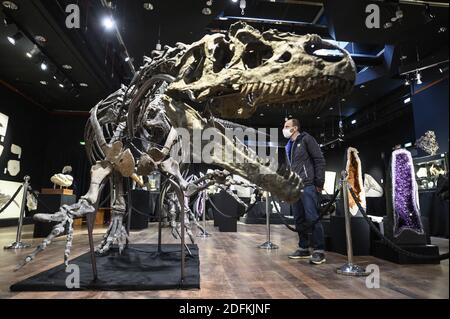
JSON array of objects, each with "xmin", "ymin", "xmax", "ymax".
[{"xmin": 291, "ymin": 185, "xmax": 325, "ymax": 251}]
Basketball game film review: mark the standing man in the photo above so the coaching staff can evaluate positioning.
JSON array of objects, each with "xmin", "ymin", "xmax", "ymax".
[{"xmin": 283, "ymin": 119, "xmax": 326, "ymax": 265}]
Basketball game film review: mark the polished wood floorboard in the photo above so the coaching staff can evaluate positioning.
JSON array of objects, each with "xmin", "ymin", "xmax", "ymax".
[{"xmin": 0, "ymin": 222, "xmax": 448, "ymax": 299}]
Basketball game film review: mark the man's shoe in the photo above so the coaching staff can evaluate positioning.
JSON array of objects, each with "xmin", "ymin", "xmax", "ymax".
[
  {"xmin": 309, "ymin": 251, "xmax": 326, "ymax": 265},
  {"xmin": 288, "ymin": 249, "xmax": 311, "ymax": 259}
]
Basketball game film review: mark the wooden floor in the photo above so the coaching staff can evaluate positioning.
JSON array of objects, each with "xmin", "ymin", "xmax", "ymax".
[{"xmin": 0, "ymin": 222, "xmax": 448, "ymax": 299}]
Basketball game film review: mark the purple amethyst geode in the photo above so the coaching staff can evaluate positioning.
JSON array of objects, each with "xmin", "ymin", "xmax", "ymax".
[{"xmin": 391, "ymin": 149, "xmax": 424, "ymax": 237}]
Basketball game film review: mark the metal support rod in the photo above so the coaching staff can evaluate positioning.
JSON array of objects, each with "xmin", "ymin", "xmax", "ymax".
[
  {"xmin": 180, "ymin": 204, "xmax": 186, "ymax": 284},
  {"xmin": 336, "ymin": 171, "xmax": 369, "ymax": 276},
  {"xmin": 4, "ymin": 176, "xmax": 31, "ymax": 250},
  {"xmin": 258, "ymin": 192, "xmax": 278, "ymax": 250},
  {"xmin": 86, "ymin": 212, "xmax": 98, "ymax": 281},
  {"xmin": 197, "ymin": 191, "xmax": 211, "ymax": 238}
]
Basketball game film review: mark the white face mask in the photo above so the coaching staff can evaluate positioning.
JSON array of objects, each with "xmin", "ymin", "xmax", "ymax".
[{"xmin": 283, "ymin": 128, "xmax": 294, "ymax": 139}]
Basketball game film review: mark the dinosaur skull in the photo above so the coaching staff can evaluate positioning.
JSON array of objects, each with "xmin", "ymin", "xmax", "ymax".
[{"xmin": 167, "ymin": 22, "xmax": 356, "ymax": 118}]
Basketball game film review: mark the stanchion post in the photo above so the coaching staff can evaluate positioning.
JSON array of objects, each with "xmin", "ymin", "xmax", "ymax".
[
  {"xmin": 197, "ymin": 191, "xmax": 211, "ymax": 238},
  {"xmin": 336, "ymin": 171, "xmax": 369, "ymax": 276},
  {"xmin": 4, "ymin": 176, "xmax": 32, "ymax": 250},
  {"xmin": 258, "ymin": 192, "xmax": 278, "ymax": 250}
]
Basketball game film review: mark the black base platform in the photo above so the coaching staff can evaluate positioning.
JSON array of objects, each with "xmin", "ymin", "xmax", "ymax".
[
  {"xmin": 372, "ymin": 241, "xmax": 440, "ymax": 264},
  {"xmin": 10, "ymin": 244, "xmax": 200, "ymax": 292}
]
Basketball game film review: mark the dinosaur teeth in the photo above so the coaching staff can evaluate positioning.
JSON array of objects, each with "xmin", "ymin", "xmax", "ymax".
[
  {"xmin": 282, "ymin": 79, "xmax": 290, "ymax": 96},
  {"xmin": 269, "ymin": 84, "xmax": 277, "ymax": 94}
]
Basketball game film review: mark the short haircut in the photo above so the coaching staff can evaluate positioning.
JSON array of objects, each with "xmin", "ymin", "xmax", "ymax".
[{"xmin": 290, "ymin": 118, "xmax": 300, "ymax": 129}]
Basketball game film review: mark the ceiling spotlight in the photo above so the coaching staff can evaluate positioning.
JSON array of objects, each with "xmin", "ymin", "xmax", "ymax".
[
  {"xmin": 404, "ymin": 97, "xmax": 411, "ymax": 104},
  {"xmin": 288, "ymin": 114, "xmax": 292, "ymax": 118},
  {"xmin": 7, "ymin": 32, "xmax": 22, "ymax": 45},
  {"xmin": 232, "ymin": 0, "xmax": 238, "ymax": 2},
  {"xmin": 2, "ymin": 1, "xmax": 18, "ymax": 10},
  {"xmin": 62, "ymin": 64, "xmax": 72, "ymax": 70},
  {"xmin": 404, "ymin": 78, "xmax": 411, "ymax": 86},
  {"xmin": 125, "ymin": 56, "xmax": 130, "ymax": 62},
  {"xmin": 316, "ymin": 116, "xmax": 321, "ymax": 120},
  {"xmin": 40, "ymin": 81, "xmax": 47, "ymax": 85},
  {"xmin": 360, "ymin": 84, "xmax": 365, "ymax": 89},
  {"xmin": 329, "ymin": 107, "xmax": 334, "ymax": 110},
  {"xmin": 34, "ymin": 35, "xmax": 47, "ymax": 44},
  {"xmin": 416, "ymin": 72, "xmax": 423, "ymax": 85},
  {"xmin": 26, "ymin": 45, "xmax": 40, "ymax": 59},
  {"xmin": 202, "ymin": 7, "xmax": 212, "ymax": 15},
  {"xmin": 424, "ymin": 4, "xmax": 435, "ymax": 23},
  {"xmin": 102, "ymin": 17, "xmax": 115, "ymax": 30},
  {"xmin": 40, "ymin": 61, "xmax": 48, "ymax": 71},
  {"xmin": 439, "ymin": 66, "xmax": 449, "ymax": 74},
  {"xmin": 79, "ymin": 83, "xmax": 89, "ymax": 87},
  {"xmin": 260, "ymin": 113, "xmax": 264, "ymax": 117},
  {"xmin": 143, "ymin": 2, "xmax": 153, "ymax": 10},
  {"xmin": 26, "ymin": 52, "xmax": 32, "ymax": 58},
  {"xmin": 438, "ymin": 27, "xmax": 447, "ymax": 33},
  {"xmin": 240, "ymin": 0, "xmax": 246, "ymax": 15},
  {"xmin": 351, "ymin": 119, "xmax": 357, "ymax": 125},
  {"xmin": 59, "ymin": 83, "xmax": 64, "ymax": 88},
  {"xmin": 384, "ymin": 22, "xmax": 393, "ymax": 29}
]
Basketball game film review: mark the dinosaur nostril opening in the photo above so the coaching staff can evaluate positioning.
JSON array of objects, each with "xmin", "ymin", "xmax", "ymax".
[{"xmin": 277, "ymin": 52, "xmax": 292, "ymax": 63}]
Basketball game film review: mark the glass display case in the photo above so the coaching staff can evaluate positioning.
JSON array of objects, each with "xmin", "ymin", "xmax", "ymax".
[{"xmin": 413, "ymin": 153, "xmax": 448, "ymax": 191}]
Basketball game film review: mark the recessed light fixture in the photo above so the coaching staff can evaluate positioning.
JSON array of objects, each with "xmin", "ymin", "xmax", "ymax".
[
  {"xmin": 404, "ymin": 78, "xmax": 410, "ymax": 86},
  {"xmin": 2, "ymin": 1, "xmax": 18, "ymax": 10},
  {"xmin": 351, "ymin": 119, "xmax": 357, "ymax": 125},
  {"xmin": 438, "ymin": 27, "xmax": 447, "ymax": 33},
  {"xmin": 341, "ymin": 98, "xmax": 346, "ymax": 102},
  {"xmin": 26, "ymin": 52, "xmax": 32, "ymax": 58},
  {"xmin": 316, "ymin": 116, "xmax": 321, "ymax": 120},
  {"xmin": 143, "ymin": 2, "xmax": 153, "ymax": 10},
  {"xmin": 79, "ymin": 83, "xmax": 89, "ymax": 87},
  {"xmin": 40, "ymin": 81, "xmax": 47, "ymax": 85},
  {"xmin": 59, "ymin": 83, "xmax": 64, "ymax": 88},
  {"xmin": 329, "ymin": 107, "xmax": 334, "ymax": 110},
  {"xmin": 360, "ymin": 84, "xmax": 365, "ymax": 89},
  {"xmin": 125, "ymin": 56, "xmax": 130, "ymax": 62},
  {"xmin": 40, "ymin": 62, "xmax": 48, "ymax": 71},
  {"xmin": 34, "ymin": 35, "xmax": 47, "ymax": 44},
  {"xmin": 7, "ymin": 32, "xmax": 22, "ymax": 45},
  {"xmin": 400, "ymin": 55, "xmax": 408, "ymax": 61},
  {"xmin": 404, "ymin": 97, "xmax": 411, "ymax": 104},
  {"xmin": 62, "ymin": 64, "xmax": 72, "ymax": 70},
  {"xmin": 102, "ymin": 17, "xmax": 115, "ymax": 30}
]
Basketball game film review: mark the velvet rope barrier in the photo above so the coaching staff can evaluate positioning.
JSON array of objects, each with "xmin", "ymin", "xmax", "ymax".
[{"xmin": 0, "ymin": 184, "xmax": 24, "ymax": 215}]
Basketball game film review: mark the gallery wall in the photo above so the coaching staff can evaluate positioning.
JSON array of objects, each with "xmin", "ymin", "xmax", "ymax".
[{"xmin": 0, "ymin": 85, "xmax": 47, "ymax": 189}]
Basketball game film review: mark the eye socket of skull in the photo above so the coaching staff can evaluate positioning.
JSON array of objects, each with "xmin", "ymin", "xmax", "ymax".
[
  {"xmin": 213, "ymin": 41, "xmax": 233, "ymax": 73},
  {"xmin": 242, "ymin": 42, "xmax": 273, "ymax": 69},
  {"xmin": 182, "ymin": 50, "xmax": 205, "ymax": 84},
  {"xmin": 304, "ymin": 39, "xmax": 345, "ymax": 63}
]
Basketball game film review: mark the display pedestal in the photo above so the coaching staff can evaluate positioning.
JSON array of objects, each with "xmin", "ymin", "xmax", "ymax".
[
  {"xmin": 210, "ymin": 191, "xmax": 238, "ymax": 232},
  {"xmin": 240, "ymin": 201, "xmax": 291, "ymax": 224},
  {"xmin": 330, "ymin": 215, "xmax": 371, "ymax": 256},
  {"xmin": 372, "ymin": 241, "xmax": 440, "ymax": 264},
  {"xmin": 129, "ymin": 190, "xmax": 153, "ymax": 230},
  {"xmin": 33, "ymin": 194, "xmax": 76, "ymax": 238}
]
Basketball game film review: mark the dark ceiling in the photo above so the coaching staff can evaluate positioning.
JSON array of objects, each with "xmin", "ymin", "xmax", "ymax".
[{"xmin": 0, "ymin": 0, "xmax": 448, "ymax": 130}]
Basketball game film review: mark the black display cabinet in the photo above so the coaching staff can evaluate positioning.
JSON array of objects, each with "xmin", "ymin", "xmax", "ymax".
[{"xmin": 33, "ymin": 194, "xmax": 76, "ymax": 238}]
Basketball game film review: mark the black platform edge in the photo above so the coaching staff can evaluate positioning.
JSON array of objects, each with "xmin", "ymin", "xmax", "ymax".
[{"xmin": 372, "ymin": 241, "xmax": 440, "ymax": 265}]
